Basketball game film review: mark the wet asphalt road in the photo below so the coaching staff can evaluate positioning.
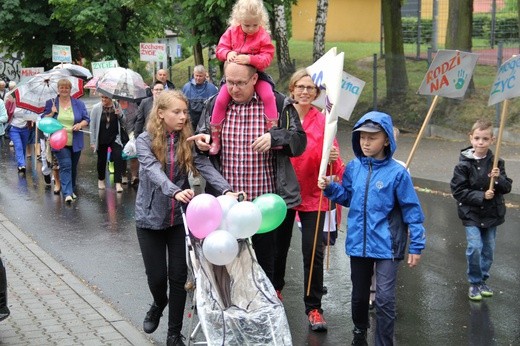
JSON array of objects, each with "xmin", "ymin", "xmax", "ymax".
[{"xmin": 1, "ymin": 106, "xmax": 519, "ymax": 344}]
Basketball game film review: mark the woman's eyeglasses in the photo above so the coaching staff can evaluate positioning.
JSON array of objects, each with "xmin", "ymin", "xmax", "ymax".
[{"xmin": 294, "ymin": 85, "xmax": 317, "ymax": 93}]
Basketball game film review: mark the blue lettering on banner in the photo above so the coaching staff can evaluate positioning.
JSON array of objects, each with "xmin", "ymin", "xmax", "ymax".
[
  {"xmin": 491, "ymin": 74, "xmax": 516, "ymax": 95},
  {"xmin": 341, "ymin": 80, "xmax": 360, "ymax": 95},
  {"xmin": 311, "ymin": 71, "xmax": 324, "ymax": 88}
]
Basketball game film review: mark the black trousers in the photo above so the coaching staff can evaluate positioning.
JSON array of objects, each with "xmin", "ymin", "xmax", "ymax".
[
  {"xmin": 136, "ymin": 226, "xmax": 187, "ymax": 336},
  {"xmin": 0, "ymin": 251, "xmax": 7, "ymax": 309},
  {"xmin": 97, "ymin": 142, "xmax": 124, "ymax": 183},
  {"xmin": 273, "ymin": 209, "xmax": 325, "ymax": 314}
]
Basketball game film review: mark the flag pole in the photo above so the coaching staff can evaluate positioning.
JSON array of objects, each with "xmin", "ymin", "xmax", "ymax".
[
  {"xmin": 489, "ymin": 99, "xmax": 509, "ymax": 188},
  {"xmin": 405, "ymin": 95, "xmax": 440, "ymax": 169},
  {"xmin": 307, "ymin": 192, "xmax": 323, "ymax": 296}
]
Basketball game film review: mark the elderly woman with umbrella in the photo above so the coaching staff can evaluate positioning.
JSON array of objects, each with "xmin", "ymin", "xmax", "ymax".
[{"xmin": 42, "ymin": 78, "xmax": 89, "ymax": 203}]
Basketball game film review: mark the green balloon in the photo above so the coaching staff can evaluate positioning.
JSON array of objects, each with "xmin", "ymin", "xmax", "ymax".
[
  {"xmin": 38, "ymin": 117, "xmax": 64, "ymax": 134},
  {"xmin": 253, "ymin": 193, "xmax": 287, "ymax": 234}
]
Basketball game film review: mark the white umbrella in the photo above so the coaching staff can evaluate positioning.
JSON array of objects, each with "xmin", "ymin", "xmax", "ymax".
[
  {"xmin": 53, "ymin": 63, "xmax": 93, "ymax": 80},
  {"xmin": 13, "ymin": 70, "xmax": 84, "ymax": 113}
]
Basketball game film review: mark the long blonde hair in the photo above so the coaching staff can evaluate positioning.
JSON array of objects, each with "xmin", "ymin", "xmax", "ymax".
[
  {"xmin": 229, "ymin": 0, "xmax": 270, "ymax": 33},
  {"xmin": 146, "ymin": 90, "xmax": 196, "ymax": 174}
]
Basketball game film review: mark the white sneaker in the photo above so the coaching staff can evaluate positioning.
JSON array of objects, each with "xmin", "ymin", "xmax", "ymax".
[
  {"xmin": 98, "ymin": 180, "xmax": 106, "ymax": 190},
  {"xmin": 116, "ymin": 183, "xmax": 123, "ymax": 193}
]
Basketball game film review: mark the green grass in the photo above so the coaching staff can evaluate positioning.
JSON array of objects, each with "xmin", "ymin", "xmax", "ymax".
[{"xmin": 171, "ymin": 40, "xmax": 520, "ymax": 133}]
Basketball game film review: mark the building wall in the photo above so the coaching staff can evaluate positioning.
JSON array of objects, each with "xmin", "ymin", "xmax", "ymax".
[{"xmin": 291, "ymin": 0, "xmax": 381, "ymax": 42}]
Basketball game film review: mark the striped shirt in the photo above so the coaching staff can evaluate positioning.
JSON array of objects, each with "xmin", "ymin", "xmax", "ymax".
[{"xmin": 220, "ymin": 94, "xmax": 275, "ymax": 200}]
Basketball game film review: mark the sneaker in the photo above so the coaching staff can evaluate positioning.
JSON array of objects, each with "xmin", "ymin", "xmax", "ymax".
[
  {"xmin": 18, "ymin": 166, "xmax": 26, "ymax": 173},
  {"xmin": 479, "ymin": 283, "xmax": 493, "ymax": 297},
  {"xmin": 116, "ymin": 183, "xmax": 123, "ymax": 193},
  {"xmin": 143, "ymin": 302, "xmax": 166, "ymax": 334},
  {"xmin": 352, "ymin": 327, "xmax": 368, "ymax": 346},
  {"xmin": 65, "ymin": 196, "xmax": 73, "ymax": 204},
  {"xmin": 98, "ymin": 180, "xmax": 106, "ymax": 190},
  {"xmin": 122, "ymin": 176, "xmax": 129, "ymax": 184},
  {"xmin": 0, "ymin": 306, "xmax": 10, "ymax": 322},
  {"xmin": 166, "ymin": 334, "xmax": 186, "ymax": 346},
  {"xmin": 276, "ymin": 290, "xmax": 283, "ymax": 301},
  {"xmin": 308, "ymin": 309, "xmax": 327, "ymax": 331},
  {"xmin": 72, "ymin": 193, "xmax": 77, "ymax": 200},
  {"xmin": 9, "ymin": 141, "xmax": 13, "ymax": 147},
  {"xmin": 468, "ymin": 284, "xmax": 482, "ymax": 301}
]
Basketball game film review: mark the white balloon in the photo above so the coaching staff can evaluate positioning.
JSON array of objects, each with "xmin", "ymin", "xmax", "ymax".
[
  {"xmin": 202, "ymin": 230, "xmax": 239, "ymax": 266},
  {"xmin": 226, "ymin": 201, "xmax": 262, "ymax": 239},
  {"xmin": 216, "ymin": 195, "xmax": 238, "ymax": 229}
]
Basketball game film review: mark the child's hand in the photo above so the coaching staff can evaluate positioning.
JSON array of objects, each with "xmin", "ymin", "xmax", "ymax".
[
  {"xmin": 175, "ymin": 189, "xmax": 195, "ymax": 203},
  {"xmin": 484, "ymin": 189, "xmax": 495, "ymax": 200},
  {"xmin": 329, "ymin": 146, "xmax": 340, "ymax": 162},
  {"xmin": 226, "ymin": 51, "xmax": 238, "ymax": 62},
  {"xmin": 233, "ymin": 54, "xmax": 250, "ymax": 65},
  {"xmin": 488, "ymin": 167, "xmax": 500, "ymax": 178},
  {"xmin": 317, "ymin": 177, "xmax": 330, "ymax": 190},
  {"xmin": 407, "ymin": 253, "xmax": 421, "ymax": 267}
]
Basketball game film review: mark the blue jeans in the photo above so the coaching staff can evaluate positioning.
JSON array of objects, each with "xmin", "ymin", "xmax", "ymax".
[
  {"xmin": 10, "ymin": 126, "xmax": 30, "ymax": 168},
  {"xmin": 351, "ymin": 256, "xmax": 400, "ymax": 346},
  {"xmin": 465, "ymin": 226, "xmax": 496, "ymax": 285},
  {"xmin": 54, "ymin": 146, "xmax": 81, "ymax": 198}
]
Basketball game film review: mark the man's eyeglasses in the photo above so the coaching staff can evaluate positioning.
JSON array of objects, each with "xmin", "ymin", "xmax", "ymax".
[
  {"xmin": 225, "ymin": 76, "xmax": 252, "ymax": 88},
  {"xmin": 294, "ymin": 85, "xmax": 317, "ymax": 93}
]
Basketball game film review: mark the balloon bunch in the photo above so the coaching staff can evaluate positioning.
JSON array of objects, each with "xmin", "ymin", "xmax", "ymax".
[
  {"xmin": 185, "ymin": 193, "xmax": 287, "ymax": 266},
  {"xmin": 38, "ymin": 117, "xmax": 67, "ymax": 150}
]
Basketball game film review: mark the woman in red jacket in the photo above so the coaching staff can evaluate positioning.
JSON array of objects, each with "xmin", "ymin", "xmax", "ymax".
[{"xmin": 273, "ymin": 68, "xmax": 345, "ymax": 332}]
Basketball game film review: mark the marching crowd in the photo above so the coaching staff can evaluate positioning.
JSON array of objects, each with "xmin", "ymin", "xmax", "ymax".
[{"xmin": 0, "ymin": 0, "xmax": 512, "ymax": 346}]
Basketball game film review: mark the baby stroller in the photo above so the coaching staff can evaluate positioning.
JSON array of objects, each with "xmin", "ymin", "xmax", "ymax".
[{"xmin": 182, "ymin": 210, "xmax": 292, "ymax": 346}]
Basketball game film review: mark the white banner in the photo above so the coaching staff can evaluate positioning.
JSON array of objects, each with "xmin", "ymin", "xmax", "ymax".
[
  {"xmin": 139, "ymin": 43, "xmax": 167, "ymax": 64},
  {"xmin": 20, "ymin": 67, "xmax": 44, "ymax": 81},
  {"xmin": 306, "ymin": 47, "xmax": 345, "ymax": 178},
  {"xmin": 417, "ymin": 50, "xmax": 479, "ymax": 99},
  {"xmin": 488, "ymin": 54, "xmax": 520, "ymax": 106},
  {"xmin": 91, "ymin": 60, "xmax": 119, "ymax": 78}
]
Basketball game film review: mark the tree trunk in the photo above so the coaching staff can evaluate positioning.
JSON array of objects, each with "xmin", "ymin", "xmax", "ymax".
[
  {"xmin": 273, "ymin": 4, "xmax": 295, "ymax": 83},
  {"xmin": 207, "ymin": 45, "xmax": 219, "ymax": 85},
  {"xmin": 313, "ymin": 0, "xmax": 328, "ymax": 62},
  {"xmin": 192, "ymin": 40, "xmax": 204, "ymax": 67},
  {"xmin": 446, "ymin": 0, "xmax": 474, "ymax": 94},
  {"xmin": 381, "ymin": 0, "xmax": 409, "ymax": 101}
]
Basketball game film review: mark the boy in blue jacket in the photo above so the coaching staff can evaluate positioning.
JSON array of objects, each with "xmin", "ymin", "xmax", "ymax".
[{"xmin": 318, "ymin": 111, "xmax": 426, "ymax": 346}]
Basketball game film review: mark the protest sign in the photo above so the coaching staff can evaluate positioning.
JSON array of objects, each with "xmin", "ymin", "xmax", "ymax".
[
  {"xmin": 139, "ymin": 43, "xmax": 167, "ymax": 64},
  {"xmin": 91, "ymin": 60, "xmax": 119, "ymax": 78},
  {"xmin": 20, "ymin": 67, "xmax": 44, "ymax": 82},
  {"xmin": 52, "ymin": 45, "xmax": 72, "ymax": 63},
  {"xmin": 418, "ymin": 50, "xmax": 478, "ymax": 99},
  {"xmin": 488, "ymin": 54, "xmax": 520, "ymax": 106}
]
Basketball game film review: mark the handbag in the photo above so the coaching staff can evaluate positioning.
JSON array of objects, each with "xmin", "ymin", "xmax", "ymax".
[{"xmin": 117, "ymin": 115, "xmax": 129, "ymax": 145}]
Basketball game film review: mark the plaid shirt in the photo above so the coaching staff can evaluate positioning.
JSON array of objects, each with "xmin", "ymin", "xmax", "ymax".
[{"xmin": 220, "ymin": 94, "xmax": 275, "ymax": 200}]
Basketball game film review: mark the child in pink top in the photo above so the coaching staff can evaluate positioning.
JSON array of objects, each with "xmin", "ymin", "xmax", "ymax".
[{"xmin": 210, "ymin": 0, "xmax": 277, "ymax": 155}]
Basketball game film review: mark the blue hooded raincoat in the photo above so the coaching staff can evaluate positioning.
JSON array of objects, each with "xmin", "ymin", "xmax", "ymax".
[{"xmin": 324, "ymin": 111, "xmax": 426, "ymax": 259}]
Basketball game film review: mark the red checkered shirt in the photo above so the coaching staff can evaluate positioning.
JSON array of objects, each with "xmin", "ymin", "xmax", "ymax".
[{"xmin": 220, "ymin": 94, "xmax": 276, "ymax": 200}]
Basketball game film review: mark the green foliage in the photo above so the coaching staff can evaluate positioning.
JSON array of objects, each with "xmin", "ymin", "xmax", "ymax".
[
  {"xmin": 471, "ymin": 13, "xmax": 518, "ymax": 42},
  {"xmin": 402, "ymin": 18, "xmax": 433, "ymax": 44},
  {"xmin": 0, "ymin": 0, "xmax": 172, "ymax": 68}
]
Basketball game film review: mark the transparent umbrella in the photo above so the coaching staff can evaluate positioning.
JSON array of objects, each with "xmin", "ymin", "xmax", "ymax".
[
  {"xmin": 96, "ymin": 67, "xmax": 148, "ymax": 101},
  {"xmin": 13, "ymin": 70, "xmax": 84, "ymax": 113}
]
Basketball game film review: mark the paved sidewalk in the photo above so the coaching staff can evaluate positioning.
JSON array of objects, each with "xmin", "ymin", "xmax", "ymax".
[{"xmin": 0, "ymin": 213, "xmax": 153, "ymax": 345}]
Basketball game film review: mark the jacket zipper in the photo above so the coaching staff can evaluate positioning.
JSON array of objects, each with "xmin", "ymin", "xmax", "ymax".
[
  {"xmin": 363, "ymin": 160, "xmax": 372, "ymax": 257},
  {"xmin": 169, "ymin": 133, "xmax": 175, "ymax": 226}
]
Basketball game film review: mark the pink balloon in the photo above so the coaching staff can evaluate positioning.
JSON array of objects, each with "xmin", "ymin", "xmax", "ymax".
[
  {"xmin": 49, "ymin": 129, "xmax": 68, "ymax": 150},
  {"xmin": 186, "ymin": 194, "xmax": 222, "ymax": 239}
]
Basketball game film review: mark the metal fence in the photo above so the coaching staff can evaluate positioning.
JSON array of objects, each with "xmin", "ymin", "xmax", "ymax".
[{"xmin": 400, "ymin": 0, "xmax": 519, "ymax": 65}]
